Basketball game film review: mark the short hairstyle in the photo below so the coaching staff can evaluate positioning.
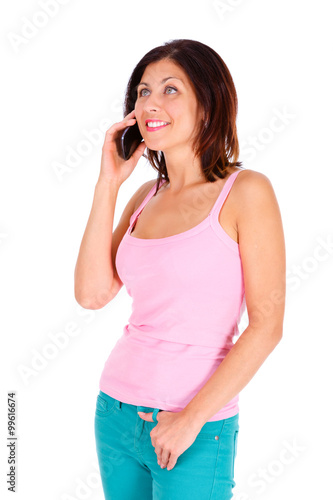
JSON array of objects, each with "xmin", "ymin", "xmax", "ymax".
[{"xmin": 123, "ymin": 39, "xmax": 243, "ymax": 192}]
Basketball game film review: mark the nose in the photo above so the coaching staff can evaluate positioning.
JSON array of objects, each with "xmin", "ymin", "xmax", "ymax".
[
  {"xmin": 142, "ymin": 94, "xmax": 162, "ymax": 114},
  {"xmin": 145, "ymin": 103, "xmax": 159, "ymax": 113}
]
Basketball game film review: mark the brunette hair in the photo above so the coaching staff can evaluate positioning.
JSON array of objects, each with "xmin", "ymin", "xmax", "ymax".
[{"xmin": 123, "ymin": 39, "xmax": 243, "ymax": 193}]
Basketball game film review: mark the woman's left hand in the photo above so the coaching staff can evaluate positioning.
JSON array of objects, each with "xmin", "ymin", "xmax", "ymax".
[{"xmin": 137, "ymin": 409, "xmax": 201, "ymax": 471}]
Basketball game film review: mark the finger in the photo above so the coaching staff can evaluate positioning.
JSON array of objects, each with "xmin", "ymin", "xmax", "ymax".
[
  {"xmin": 165, "ymin": 453, "xmax": 177, "ymax": 471},
  {"xmin": 160, "ymin": 451, "xmax": 171, "ymax": 469},
  {"xmin": 125, "ymin": 109, "xmax": 136, "ymax": 119},
  {"xmin": 155, "ymin": 446, "xmax": 163, "ymax": 462},
  {"xmin": 139, "ymin": 411, "xmax": 154, "ymax": 422},
  {"xmin": 106, "ymin": 116, "xmax": 135, "ymax": 135},
  {"xmin": 103, "ymin": 115, "xmax": 137, "ymax": 144},
  {"xmin": 127, "ymin": 140, "xmax": 146, "ymax": 163},
  {"xmin": 166, "ymin": 458, "xmax": 177, "ymax": 471}
]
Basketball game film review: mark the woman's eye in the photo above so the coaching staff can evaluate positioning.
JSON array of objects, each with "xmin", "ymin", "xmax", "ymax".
[
  {"xmin": 165, "ymin": 86, "xmax": 177, "ymax": 94},
  {"xmin": 138, "ymin": 86, "xmax": 177, "ymax": 97},
  {"xmin": 139, "ymin": 88, "xmax": 149, "ymax": 97}
]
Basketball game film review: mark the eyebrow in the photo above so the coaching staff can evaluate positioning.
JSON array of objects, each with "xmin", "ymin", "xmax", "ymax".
[{"xmin": 137, "ymin": 77, "xmax": 183, "ymax": 89}]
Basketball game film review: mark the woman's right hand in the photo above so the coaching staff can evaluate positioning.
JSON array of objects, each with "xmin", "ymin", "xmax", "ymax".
[{"xmin": 98, "ymin": 109, "xmax": 146, "ymax": 186}]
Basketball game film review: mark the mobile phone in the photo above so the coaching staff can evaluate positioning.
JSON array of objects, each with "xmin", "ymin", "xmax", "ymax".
[{"xmin": 116, "ymin": 121, "xmax": 143, "ymax": 161}]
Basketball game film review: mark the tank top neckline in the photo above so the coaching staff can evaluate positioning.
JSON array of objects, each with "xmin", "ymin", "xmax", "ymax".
[{"xmin": 125, "ymin": 168, "xmax": 243, "ymax": 247}]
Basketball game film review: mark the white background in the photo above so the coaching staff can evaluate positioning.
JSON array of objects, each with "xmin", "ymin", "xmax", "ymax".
[{"xmin": 1, "ymin": 0, "xmax": 332, "ymax": 498}]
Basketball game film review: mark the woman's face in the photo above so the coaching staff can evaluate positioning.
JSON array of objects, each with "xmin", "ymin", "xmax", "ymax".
[{"xmin": 134, "ymin": 58, "xmax": 204, "ymax": 154}]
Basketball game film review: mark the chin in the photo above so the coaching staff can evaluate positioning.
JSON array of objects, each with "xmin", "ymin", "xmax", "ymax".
[{"xmin": 145, "ymin": 140, "xmax": 167, "ymax": 150}]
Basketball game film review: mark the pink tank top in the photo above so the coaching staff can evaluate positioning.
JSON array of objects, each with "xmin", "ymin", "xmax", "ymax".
[{"xmin": 99, "ymin": 168, "xmax": 246, "ymax": 421}]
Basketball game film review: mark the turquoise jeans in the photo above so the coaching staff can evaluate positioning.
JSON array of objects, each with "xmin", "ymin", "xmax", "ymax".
[{"xmin": 94, "ymin": 390, "xmax": 239, "ymax": 500}]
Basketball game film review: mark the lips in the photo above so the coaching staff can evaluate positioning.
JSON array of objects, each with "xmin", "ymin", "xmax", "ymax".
[
  {"xmin": 146, "ymin": 123, "xmax": 170, "ymax": 132},
  {"xmin": 145, "ymin": 119, "xmax": 170, "ymax": 125}
]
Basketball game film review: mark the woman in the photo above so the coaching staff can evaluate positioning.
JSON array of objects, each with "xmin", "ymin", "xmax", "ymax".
[{"xmin": 74, "ymin": 39, "xmax": 286, "ymax": 500}]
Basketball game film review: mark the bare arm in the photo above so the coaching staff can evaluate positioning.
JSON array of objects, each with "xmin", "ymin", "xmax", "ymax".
[
  {"xmin": 74, "ymin": 178, "xmax": 155, "ymax": 309},
  {"xmin": 73, "ymin": 109, "xmax": 147, "ymax": 309},
  {"xmin": 74, "ymin": 179, "xmax": 120, "ymax": 309},
  {"xmin": 182, "ymin": 170, "xmax": 286, "ymax": 427}
]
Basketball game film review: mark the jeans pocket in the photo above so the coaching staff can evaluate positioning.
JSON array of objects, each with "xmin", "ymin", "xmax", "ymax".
[
  {"xmin": 232, "ymin": 429, "xmax": 239, "ymax": 471},
  {"xmin": 195, "ymin": 420, "xmax": 224, "ymax": 441},
  {"xmin": 95, "ymin": 391, "xmax": 117, "ymax": 417}
]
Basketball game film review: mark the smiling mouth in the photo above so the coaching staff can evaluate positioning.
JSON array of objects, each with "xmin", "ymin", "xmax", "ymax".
[{"xmin": 146, "ymin": 123, "xmax": 170, "ymax": 132}]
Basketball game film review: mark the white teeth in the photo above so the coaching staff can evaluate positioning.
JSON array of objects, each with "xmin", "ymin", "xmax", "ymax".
[{"xmin": 147, "ymin": 121, "xmax": 169, "ymax": 127}]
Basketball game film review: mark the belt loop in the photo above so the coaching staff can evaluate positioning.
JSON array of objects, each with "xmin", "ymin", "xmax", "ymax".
[{"xmin": 152, "ymin": 408, "xmax": 160, "ymax": 423}]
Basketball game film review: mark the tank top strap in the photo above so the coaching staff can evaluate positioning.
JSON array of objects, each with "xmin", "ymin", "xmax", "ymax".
[
  {"xmin": 210, "ymin": 169, "xmax": 243, "ymax": 220},
  {"xmin": 129, "ymin": 178, "xmax": 167, "ymax": 229}
]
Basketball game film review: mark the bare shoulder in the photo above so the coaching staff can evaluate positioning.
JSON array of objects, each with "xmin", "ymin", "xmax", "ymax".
[
  {"xmin": 235, "ymin": 168, "xmax": 274, "ymax": 190},
  {"xmin": 132, "ymin": 178, "xmax": 157, "ymax": 212},
  {"xmin": 108, "ymin": 177, "xmax": 158, "ymax": 300},
  {"xmin": 234, "ymin": 169, "xmax": 284, "ymax": 257},
  {"xmin": 233, "ymin": 168, "xmax": 286, "ymax": 336},
  {"xmin": 234, "ymin": 168, "xmax": 279, "ymax": 212}
]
